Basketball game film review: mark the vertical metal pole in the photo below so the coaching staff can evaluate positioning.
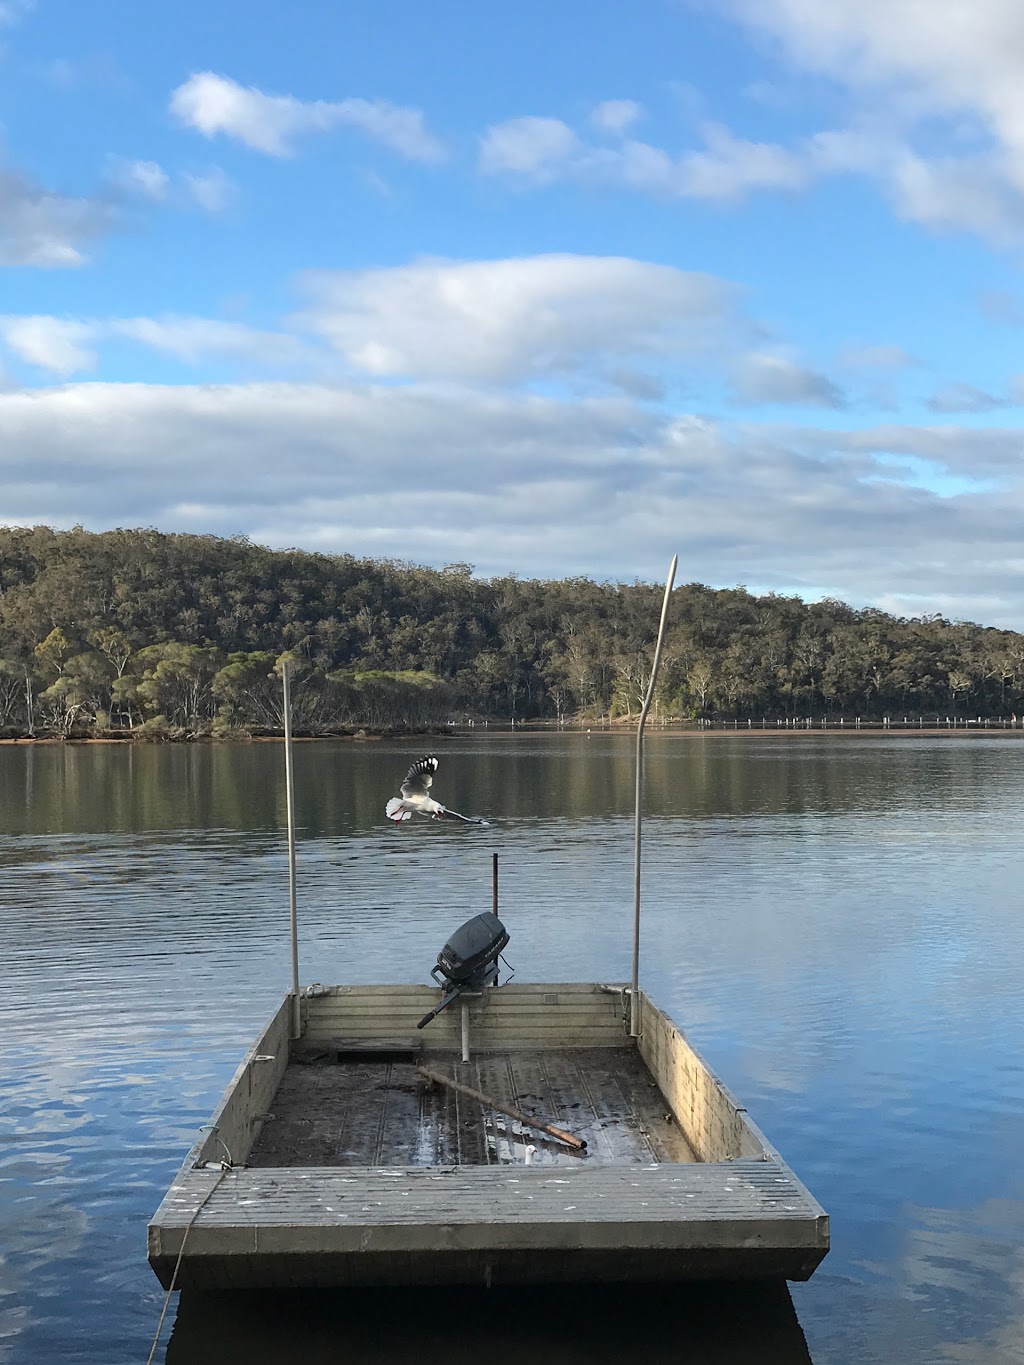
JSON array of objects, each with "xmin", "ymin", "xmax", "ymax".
[
  {"xmin": 630, "ymin": 555, "xmax": 678, "ymax": 1037},
  {"xmin": 492, "ymin": 852, "xmax": 499, "ymax": 915},
  {"xmin": 461, "ymin": 1001, "xmax": 470, "ymax": 1063},
  {"xmin": 283, "ymin": 660, "xmax": 300, "ymax": 1039}
]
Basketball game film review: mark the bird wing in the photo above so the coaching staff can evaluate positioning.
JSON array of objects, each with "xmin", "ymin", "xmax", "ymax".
[
  {"xmin": 445, "ymin": 808, "xmax": 491, "ymax": 826},
  {"xmin": 401, "ymin": 755, "xmax": 439, "ymax": 798}
]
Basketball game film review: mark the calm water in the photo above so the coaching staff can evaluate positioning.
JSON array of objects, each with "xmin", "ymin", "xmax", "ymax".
[{"xmin": 1, "ymin": 734, "xmax": 1023, "ymax": 1364}]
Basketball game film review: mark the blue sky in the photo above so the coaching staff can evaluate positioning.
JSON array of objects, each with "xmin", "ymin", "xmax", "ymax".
[{"xmin": 2, "ymin": 0, "xmax": 1024, "ymax": 624}]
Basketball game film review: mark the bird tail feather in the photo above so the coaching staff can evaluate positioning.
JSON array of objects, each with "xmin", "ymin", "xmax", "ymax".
[{"xmin": 385, "ymin": 798, "xmax": 411, "ymax": 821}]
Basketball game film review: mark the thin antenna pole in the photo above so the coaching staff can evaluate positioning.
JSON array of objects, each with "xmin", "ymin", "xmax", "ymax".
[
  {"xmin": 630, "ymin": 555, "xmax": 678, "ymax": 1037},
  {"xmin": 282, "ymin": 659, "xmax": 300, "ymax": 1039}
]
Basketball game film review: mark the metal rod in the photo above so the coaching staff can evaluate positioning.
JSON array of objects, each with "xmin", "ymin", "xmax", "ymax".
[
  {"xmin": 416, "ymin": 1066, "xmax": 587, "ymax": 1149},
  {"xmin": 492, "ymin": 852, "xmax": 499, "ymax": 915},
  {"xmin": 630, "ymin": 554, "xmax": 678, "ymax": 1037},
  {"xmin": 461, "ymin": 1001, "xmax": 470, "ymax": 1062},
  {"xmin": 282, "ymin": 659, "xmax": 300, "ymax": 1039}
]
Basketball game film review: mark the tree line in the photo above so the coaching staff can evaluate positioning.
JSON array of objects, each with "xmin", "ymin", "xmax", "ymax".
[{"xmin": 0, "ymin": 525, "xmax": 1022, "ymax": 738}]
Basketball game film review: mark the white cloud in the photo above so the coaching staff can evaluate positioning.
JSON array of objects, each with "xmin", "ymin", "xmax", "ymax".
[
  {"xmin": 676, "ymin": 122, "xmax": 808, "ymax": 198},
  {"xmin": 106, "ymin": 158, "xmax": 169, "ymax": 201},
  {"xmin": 721, "ymin": 0, "xmax": 1024, "ymax": 239},
  {"xmin": 476, "ymin": 89, "xmax": 1024, "ymax": 238},
  {"xmin": 293, "ymin": 254, "xmax": 739, "ymax": 383},
  {"xmin": 3, "ymin": 381, "xmax": 1024, "ymax": 622},
  {"xmin": 103, "ymin": 156, "xmax": 235, "ymax": 214},
  {"xmin": 169, "ymin": 72, "xmax": 334, "ymax": 155},
  {"xmin": 0, "ymin": 254, "xmax": 847, "ymax": 407},
  {"xmin": 474, "ymin": 9, "xmax": 1024, "ymax": 237},
  {"xmin": 927, "ymin": 381, "xmax": 1007, "ymax": 414},
  {"xmin": 478, "ymin": 117, "xmax": 580, "ymax": 178},
  {"xmin": 102, "ymin": 155, "xmax": 234, "ymax": 214},
  {"xmin": 888, "ymin": 149, "xmax": 1024, "ymax": 242},
  {"xmin": 731, "ymin": 352, "xmax": 845, "ymax": 408},
  {"xmin": 600, "ymin": 140, "xmax": 678, "ymax": 194},
  {"xmin": 182, "ymin": 167, "xmax": 235, "ymax": 213},
  {"xmin": 110, "ymin": 316, "xmax": 305, "ymax": 367},
  {"xmin": 726, "ymin": 0, "xmax": 1024, "ymax": 151},
  {"xmin": 591, "ymin": 99, "xmax": 643, "ymax": 134},
  {"xmin": 0, "ymin": 316, "xmax": 97, "ymax": 375},
  {"xmin": 169, "ymin": 72, "xmax": 444, "ymax": 162},
  {"xmin": 0, "ymin": 313, "xmax": 306, "ymax": 376},
  {"xmin": 480, "ymin": 114, "xmax": 808, "ymax": 200},
  {"xmin": 803, "ymin": 125, "xmax": 1024, "ymax": 242},
  {"xmin": 0, "ymin": 165, "xmax": 111, "ymax": 266},
  {"xmin": 840, "ymin": 422, "xmax": 1024, "ymax": 482},
  {"xmin": 333, "ymin": 97, "xmax": 445, "ymax": 163}
]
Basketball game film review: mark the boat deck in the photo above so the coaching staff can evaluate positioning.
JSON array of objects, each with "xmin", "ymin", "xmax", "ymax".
[{"xmin": 248, "ymin": 1047, "xmax": 697, "ymax": 1168}]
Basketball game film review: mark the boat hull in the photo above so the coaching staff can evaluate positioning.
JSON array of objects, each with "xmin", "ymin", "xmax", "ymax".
[{"xmin": 148, "ymin": 984, "xmax": 829, "ymax": 1288}]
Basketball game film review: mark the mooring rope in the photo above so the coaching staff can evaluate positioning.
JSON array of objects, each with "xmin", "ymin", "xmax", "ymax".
[{"xmin": 144, "ymin": 1162, "xmax": 233, "ymax": 1365}]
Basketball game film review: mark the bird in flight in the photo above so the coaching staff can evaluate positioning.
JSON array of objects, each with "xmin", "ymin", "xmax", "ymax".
[{"xmin": 385, "ymin": 756, "xmax": 490, "ymax": 826}]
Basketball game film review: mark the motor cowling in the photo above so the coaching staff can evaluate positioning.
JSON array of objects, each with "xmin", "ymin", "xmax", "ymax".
[
  {"xmin": 417, "ymin": 913, "xmax": 509, "ymax": 1030},
  {"xmin": 432, "ymin": 912, "xmax": 509, "ymax": 990}
]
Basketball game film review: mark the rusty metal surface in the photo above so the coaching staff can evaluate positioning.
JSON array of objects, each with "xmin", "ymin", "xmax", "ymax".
[{"xmin": 247, "ymin": 1047, "xmax": 696, "ymax": 1168}]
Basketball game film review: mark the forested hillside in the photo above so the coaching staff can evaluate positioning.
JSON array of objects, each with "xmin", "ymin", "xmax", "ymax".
[{"xmin": 0, "ymin": 525, "xmax": 1022, "ymax": 737}]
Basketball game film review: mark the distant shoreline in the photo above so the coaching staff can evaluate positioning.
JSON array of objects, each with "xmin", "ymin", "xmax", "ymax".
[{"xmin": 1, "ymin": 726, "xmax": 1022, "ymax": 745}]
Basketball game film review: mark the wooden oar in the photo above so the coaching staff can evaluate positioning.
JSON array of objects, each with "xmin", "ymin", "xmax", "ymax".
[{"xmin": 416, "ymin": 1066, "xmax": 587, "ymax": 1150}]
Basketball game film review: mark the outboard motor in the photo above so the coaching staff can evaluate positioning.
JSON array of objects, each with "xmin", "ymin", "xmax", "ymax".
[{"xmin": 416, "ymin": 913, "xmax": 510, "ymax": 1030}]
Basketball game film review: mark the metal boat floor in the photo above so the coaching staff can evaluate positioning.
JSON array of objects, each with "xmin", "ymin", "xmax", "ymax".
[{"xmin": 248, "ymin": 1047, "xmax": 697, "ymax": 1167}]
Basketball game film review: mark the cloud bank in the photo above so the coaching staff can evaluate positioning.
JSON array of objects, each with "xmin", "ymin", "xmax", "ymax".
[
  {"xmin": 1, "ymin": 379, "xmax": 1023, "ymax": 624},
  {"xmin": 0, "ymin": 252, "xmax": 1021, "ymax": 625}
]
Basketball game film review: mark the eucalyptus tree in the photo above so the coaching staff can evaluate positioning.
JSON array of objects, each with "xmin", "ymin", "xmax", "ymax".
[
  {"xmin": 132, "ymin": 643, "xmax": 226, "ymax": 729},
  {"xmin": 4, "ymin": 525, "xmax": 1024, "ymax": 732}
]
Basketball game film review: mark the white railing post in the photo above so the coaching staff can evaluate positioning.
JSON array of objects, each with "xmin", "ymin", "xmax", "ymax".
[
  {"xmin": 631, "ymin": 555, "xmax": 678, "ymax": 1038},
  {"xmin": 282, "ymin": 660, "xmax": 300, "ymax": 1039}
]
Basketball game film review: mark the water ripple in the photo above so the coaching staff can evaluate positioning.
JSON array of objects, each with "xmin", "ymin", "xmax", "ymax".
[{"xmin": 0, "ymin": 736, "xmax": 1022, "ymax": 1363}]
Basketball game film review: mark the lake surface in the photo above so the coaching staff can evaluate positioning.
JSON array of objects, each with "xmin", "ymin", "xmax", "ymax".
[{"xmin": 1, "ymin": 733, "xmax": 1023, "ymax": 1364}]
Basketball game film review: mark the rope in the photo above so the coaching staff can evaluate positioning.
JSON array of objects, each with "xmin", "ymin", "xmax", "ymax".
[{"xmin": 145, "ymin": 1163, "xmax": 232, "ymax": 1365}]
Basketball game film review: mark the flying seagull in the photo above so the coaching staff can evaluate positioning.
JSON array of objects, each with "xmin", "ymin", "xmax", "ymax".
[{"xmin": 385, "ymin": 756, "xmax": 490, "ymax": 826}]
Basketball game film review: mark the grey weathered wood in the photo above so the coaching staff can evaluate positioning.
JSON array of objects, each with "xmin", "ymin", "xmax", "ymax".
[
  {"xmin": 330, "ymin": 1038, "xmax": 423, "ymax": 1055},
  {"xmin": 416, "ymin": 1064, "xmax": 587, "ymax": 1149},
  {"xmin": 302, "ymin": 982, "xmax": 630, "ymax": 1050},
  {"xmin": 637, "ymin": 993, "xmax": 763, "ymax": 1161},
  {"xmin": 248, "ymin": 1046, "xmax": 692, "ymax": 1169},
  {"xmin": 149, "ymin": 1159, "xmax": 828, "ymax": 1288},
  {"xmin": 148, "ymin": 983, "xmax": 830, "ymax": 1289},
  {"xmin": 186, "ymin": 996, "xmax": 292, "ymax": 1169}
]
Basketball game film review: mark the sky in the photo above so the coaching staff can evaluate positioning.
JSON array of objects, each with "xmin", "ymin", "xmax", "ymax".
[{"xmin": 2, "ymin": 0, "xmax": 1024, "ymax": 626}]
